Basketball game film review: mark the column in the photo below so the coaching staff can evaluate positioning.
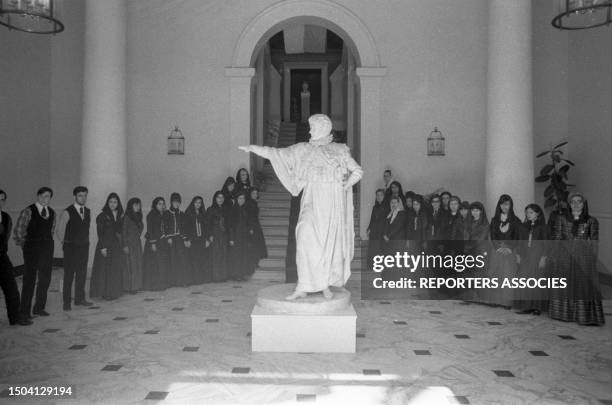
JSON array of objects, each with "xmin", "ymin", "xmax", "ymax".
[
  {"xmin": 226, "ymin": 67, "xmax": 256, "ymax": 172},
  {"xmin": 356, "ymin": 67, "xmax": 387, "ymax": 241},
  {"xmin": 485, "ymin": 0, "xmax": 534, "ymax": 213},
  {"xmin": 81, "ymin": 0, "xmax": 127, "ymax": 212}
]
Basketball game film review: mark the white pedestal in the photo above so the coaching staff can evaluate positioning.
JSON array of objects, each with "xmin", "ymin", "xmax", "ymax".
[{"xmin": 251, "ymin": 304, "xmax": 357, "ymax": 353}]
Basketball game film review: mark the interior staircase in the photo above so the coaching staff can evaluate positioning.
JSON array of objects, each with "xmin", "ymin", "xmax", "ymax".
[{"xmin": 257, "ymin": 121, "xmax": 363, "ymax": 273}]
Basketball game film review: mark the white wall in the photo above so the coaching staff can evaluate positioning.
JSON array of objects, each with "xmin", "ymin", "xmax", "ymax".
[{"xmin": 0, "ymin": 29, "xmax": 51, "ymax": 265}]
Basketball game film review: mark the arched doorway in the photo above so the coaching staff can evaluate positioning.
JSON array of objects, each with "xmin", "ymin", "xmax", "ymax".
[{"xmin": 226, "ymin": 0, "xmax": 386, "ymax": 241}]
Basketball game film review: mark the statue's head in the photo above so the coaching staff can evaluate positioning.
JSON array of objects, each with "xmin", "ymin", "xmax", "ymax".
[
  {"xmin": 302, "ymin": 81, "xmax": 309, "ymax": 91},
  {"xmin": 308, "ymin": 114, "xmax": 332, "ymax": 140}
]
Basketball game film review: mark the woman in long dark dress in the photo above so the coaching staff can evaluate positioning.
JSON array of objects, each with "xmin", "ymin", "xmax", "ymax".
[
  {"xmin": 165, "ymin": 192, "xmax": 191, "ymax": 287},
  {"xmin": 464, "ymin": 201, "xmax": 490, "ymax": 302},
  {"xmin": 406, "ymin": 195, "xmax": 429, "ymax": 254},
  {"xmin": 235, "ymin": 168, "xmax": 252, "ymax": 197},
  {"xmin": 447, "ymin": 196, "xmax": 467, "ymax": 254},
  {"xmin": 367, "ymin": 189, "xmax": 389, "ymax": 266},
  {"xmin": 228, "ymin": 192, "xmax": 253, "ymax": 280},
  {"xmin": 514, "ymin": 204, "xmax": 550, "ymax": 315},
  {"xmin": 122, "ymin": 198, "xmax": 144, "ymax": 293},
  {"xmin": 185, "ymin": 196, "xmax": 210, "ymax": 285},
  {"xmin": 549, "ymin": 193, "xmax": 604, "ymax": 325},
  {"xmin": 481, "ymin": 194, "xmax": 521, "ymax": 308},
  {"xmin": 90, "ymin": 193, "xmax": 124, "ymax": 301},
  {"xmin": 246, "ymin": 187, "xmax": 267, "ymax": 271},
  {"xmin": 143, "ymin": 197, "xmax": 170, "ymax": 291},
  {"xmin": 221, "ymin": 177, "xmax": 238, "ymax": 209},
  {"xmin": 205, "ymin": 191, "xmax": 228, "ymax": 282}
]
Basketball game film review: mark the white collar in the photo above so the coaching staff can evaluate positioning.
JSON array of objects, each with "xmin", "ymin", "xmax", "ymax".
[
  {"xmin": 74, "ymin": 203, "xmax": 85, "ymax": 211},
  {"xmin": 35, "ymin": 202, "xmax": 46, "ymax": 213}
]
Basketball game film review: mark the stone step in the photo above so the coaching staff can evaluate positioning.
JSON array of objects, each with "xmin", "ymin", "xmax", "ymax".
[
  {"xmin": 258, "ymin": 259, "xmax": 363, "ymax": 270},
  {"xmin": 260, "ymin": 217, "xmax": 290, "ymax": 227},
  {"xmin": 263, "ymin": 227, "xmax": 289, "ymax": 237},
  {"xmin": 259, "ymin": 208, "xmax": 291, "ymax": 217},
  {"xmin": 259, "ymin": 192, "xmax": 291, "ymax": 201},
  {"xmin": 259, "ymin": 200, "xmax": 291, "ymax": 209}
]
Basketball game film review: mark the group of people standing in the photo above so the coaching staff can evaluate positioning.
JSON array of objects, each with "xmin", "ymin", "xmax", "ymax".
[
  {"xmin": 367, "ymin": 169, "xmax": 605, "ymax": 326},
  {"xmin": 0, "ymin": 167, "xmax": 267, "ymax": 327}
]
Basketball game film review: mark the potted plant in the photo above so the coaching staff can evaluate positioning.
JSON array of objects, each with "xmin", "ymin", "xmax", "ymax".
[{"xmin": 535, "ymin": 141, "xmax": 575, "ymax": 212}]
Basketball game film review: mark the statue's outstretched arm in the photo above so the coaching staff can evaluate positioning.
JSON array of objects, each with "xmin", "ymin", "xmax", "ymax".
[{"xmin": 238, "ymin": 145, "xmax": 276, "ymax": 159}]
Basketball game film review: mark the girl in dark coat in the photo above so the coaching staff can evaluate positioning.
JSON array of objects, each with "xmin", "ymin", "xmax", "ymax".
[
  {"xmin": 228, "ymin": 192, "xmax": 253, "ymax": 280},
  {"xmin": 367, "ymin": 189, "xmax": 389, "ymax": 266},
  {"xmin": 165, "ymin": 192, "xmax": 191, "ymax": 287},
  {"xmin": 235, "ymin": 168, "xmax": 252, "ymax": 197},
  {"xmin": 549, "ymin": 193, "xmax": 604, "ymax": 325},
  {"xmin": 514, "ymin": 204, "xmax": 550, "ymax": 314},
  {"xmin": 406, "ymin": 195, "xmax": 429, "ymax": 254},
  {"xmin": 246, "ymin": 188, "xmax": 267, "ymax": 270},
  {"xmin": 382, "ymin": 196, "xmax": 407, "ymax": 255},
  {"xmin": 205, "ymin": 191, "xmax": 228, "ymax": 282},
  {"xmin": 221, "ymin": 177, "xmax": 238, "ymax": 209},
  {"xmin": 122, "ymin": 198, "xmax": 144, "ymax": 293},
  {"xmin": 482, "ymin": 194, "xmax": 521, "ymax": 308},
  {"xmin": 90, "ymin": 193, "xmax": 124, "ymax": 300},
  {"xmin": 143, "ymin": 197, "xmax": 170, "ymax": 291},
  {"xmin": 185, "ymin": 196, "xmax": 210, "ymax": 285}
]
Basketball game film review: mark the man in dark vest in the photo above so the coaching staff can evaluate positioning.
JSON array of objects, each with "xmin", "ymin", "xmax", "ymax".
[
  {"xmin": 0, "ymin": 190, "xmax": 31, "ymax": 325},
  {"xmin": 56, "ymin": 186, "xmax": 93, "ymax": 310},
  {"xmin": 14, "ymin": 187, "xmax": 55, "ymax": 318}
]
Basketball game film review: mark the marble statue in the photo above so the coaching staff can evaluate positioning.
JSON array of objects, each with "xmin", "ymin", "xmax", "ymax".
[
  {"xmin": 300, "ymin": 81, "xmax": 311, "ymax": 123},
  {"xmin": 240, "ymin": 114, "xmax": 363, "ymax": 300}
]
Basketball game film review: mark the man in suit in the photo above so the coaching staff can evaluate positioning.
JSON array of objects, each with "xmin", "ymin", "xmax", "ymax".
[
  {"xmin": 56, "ymin": 186, "xmax": 93, "ymax": 310},
  {"xmin": 14, "ymin": 187, "xmax": 55, "ymax": 318},
  {"xmin": 0, "ymin": 190, "xmax": 31, "ymax": 326}
]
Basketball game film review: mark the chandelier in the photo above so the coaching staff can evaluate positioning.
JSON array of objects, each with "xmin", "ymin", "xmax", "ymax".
[
  {"xmin": 552, "ymin": 0, "xmax": 612, "ymax": 30},
  {"xmin": 0, "ymin": 0, "xmax": 64, "ymax": 34}
]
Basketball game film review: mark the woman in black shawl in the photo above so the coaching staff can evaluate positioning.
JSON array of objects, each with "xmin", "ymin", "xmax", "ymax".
[
  {"xmin": 165, "ymin": 192, "xmax": 191, "ymax": 287},
  {"xmin": 482, "ymin": 194, "xmax": 521, "ymax": 308},
  {"xmin": 143, "ymin": 197, "xmax": 170, "ymax": 291},
  {"xmin": 185, "ymin": 196, "xmax": 210, "ymax": 284},
  {"xmin": 367, "ymin": 189, "xmax": 389, "ymax": 266},
  {"xmin": 514, "ymin": 203, "xmax": 550, "ymax": 315},
  {"xmin": 463, "ymin": 201, "xmax": 490, "ymax": 302},
  {"xmin": 122, "ymin": 197, "xmax": 144, "ymax": 293},
  {"xmin": 549, "ymin": 193, "xmax": 604, "ymax": 325},
  {"xmin": 221, "ymin": 177, "xmax": 238, "ymax": 209},
  {"xmin": 227, "ymin": 191, "xmax": 253, "ymax": 280},
  {"xmin": 235, "ymin": 168, "xmax": 252, "ymax": 197},
  {"xmin": 246, "ymin": 187, "xmax": 267, "ymax": 271},
  {"xmin": 205, "ymin": 191, "xmax": 228, "ymax": 282},
  {"xmin": 90, "ymin": 193, "xmax": 124, "ymax": 300}
]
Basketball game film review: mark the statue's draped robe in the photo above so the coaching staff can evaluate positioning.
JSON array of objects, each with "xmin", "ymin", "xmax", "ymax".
[{"xmin": 254, "ymin": 142, "xmax": 363, "ymax": 292}]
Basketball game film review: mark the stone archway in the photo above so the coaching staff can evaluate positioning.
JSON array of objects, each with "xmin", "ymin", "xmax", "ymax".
[{"xmin": 226, "ymin": 0, "xmax": 386, "ymax": 239}]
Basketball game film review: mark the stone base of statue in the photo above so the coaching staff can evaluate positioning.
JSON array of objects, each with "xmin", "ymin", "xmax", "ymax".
[{"xmin": 251, "ymin": 283, "xmax": 356, "ymax": 353}]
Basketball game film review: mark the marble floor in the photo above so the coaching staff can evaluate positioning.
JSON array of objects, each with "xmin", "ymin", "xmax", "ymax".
[{"xmin": 1, "ymin": 269, "xmax": 611, "ymax": 405}]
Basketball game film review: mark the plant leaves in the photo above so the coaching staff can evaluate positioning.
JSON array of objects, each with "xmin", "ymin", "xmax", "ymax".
[
  {"xmin": 553, "ymin": 154, "xmax": 561, "ymax": 163},
  {"xmin": 563, "ymin": 159, "xmax": 575, "ymax": 166},
  {"xmin": 559, "ymin": 165, "xmax": 570, "ymax": 173},
  {"xmin": 536, "ymin": 150, "xmax": 549, "ymax": 158},
  {"xmin": 544, "ymin": 184, "xmax": 555, "ymax": 198},
  {"xmin": 535, "ymin": 174, "xmax": 550, "ymax": 182},
  {"xmin": 540, "ymin": 164, "xmax": 554, "ymax": 176},
  {"xmin": 553, "ymin": 141, "xmax": 568, "ymax": 149},
  {"xmin": 545, "ymin": 197, "xmax": 556, "ymax": 208}
]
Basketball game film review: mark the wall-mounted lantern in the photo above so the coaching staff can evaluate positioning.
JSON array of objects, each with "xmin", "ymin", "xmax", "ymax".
[
  {"xmin": 167, "ymin": 126, "xmax": 184, "ymax": 155},
  {"xmin": 427, "ymin": 126, "xmax": 445, "ymax": 156}
]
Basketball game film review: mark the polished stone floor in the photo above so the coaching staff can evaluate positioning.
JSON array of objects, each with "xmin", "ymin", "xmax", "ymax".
[{"xmin": 1, "ymin": 269, "xmax": 611, "ymax": 405}]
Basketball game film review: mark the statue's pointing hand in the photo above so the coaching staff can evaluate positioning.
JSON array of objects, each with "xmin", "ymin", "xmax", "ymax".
[{"xmin": 239, "ymin": 145, "xmax": 252, "ymax": 153}]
